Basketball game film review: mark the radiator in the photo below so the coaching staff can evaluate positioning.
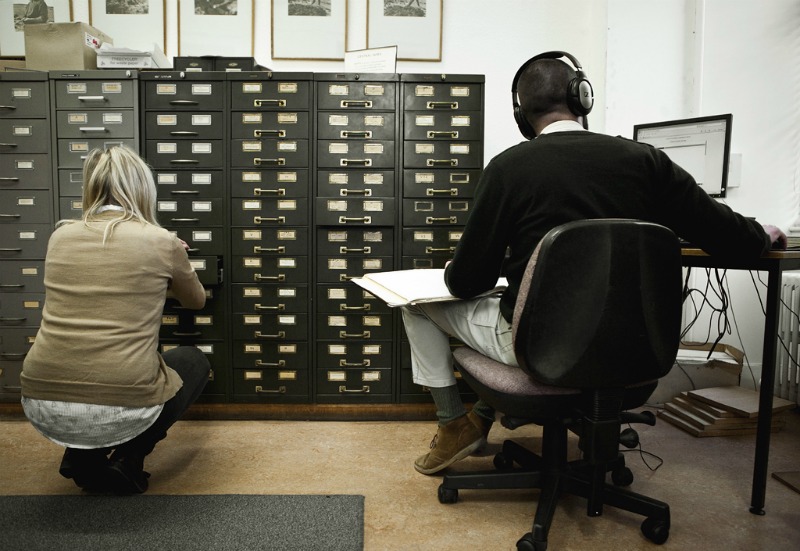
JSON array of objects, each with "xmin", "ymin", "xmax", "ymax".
[{"xmin": 777, "ymin": 277, "xmax": 800, "ymax": 405}]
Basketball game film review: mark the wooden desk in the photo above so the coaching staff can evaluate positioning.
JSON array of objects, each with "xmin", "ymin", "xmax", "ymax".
[{"xmin": 681, "ymin": 248, "xmax": 800, "ymax": 514}]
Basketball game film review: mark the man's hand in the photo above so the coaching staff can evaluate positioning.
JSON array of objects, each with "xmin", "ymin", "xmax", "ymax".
[{"xmin": 763, "ymin": 224, "xmax": 788, "ymax": 250}]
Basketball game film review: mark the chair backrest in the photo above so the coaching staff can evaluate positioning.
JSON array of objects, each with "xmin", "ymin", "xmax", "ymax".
[{"xmin": 514, "ymin": 219, "xmax": 683, "ymax": 389}]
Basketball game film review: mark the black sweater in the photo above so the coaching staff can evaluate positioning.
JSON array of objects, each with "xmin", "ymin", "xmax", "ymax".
[{"xmin": 444, "ymin": 131, "xmax": 770, "ymax": 322}]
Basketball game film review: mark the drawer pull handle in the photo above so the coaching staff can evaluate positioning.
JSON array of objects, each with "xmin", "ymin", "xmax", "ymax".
[
  {"xmin": 255, "ymin": 385, "xmax": 287, "ymax": 394},
  {"xmin": 254, "ymin": 129, "xmax": 285, "ymax": 138},
  {"xmin": 169, "ymin": 100, "xmax": 199, "ymax": 105},
  {"xmin": 253, "ymin": 188, "xmax": 285, "ymax": 196},
  {"xmin": 78, "ymin": 96, "xmax": 107, "ymax": 102},
  {"xmin": 254, "ymin": 274, "xmax": 286, "ymax": 282},
  {"xmin": 340, "ymin": 100, "xmax": 372, "ymax": 108},
  {"xmin": 339, "ymin": 385, "xmax": 370, "ymax": 394},
  {"xmin": 254, "ymin": 304, "xmax": 284, "ymax": 311},
  {"xmin": 0, "ymin": 178, "xmax": 20, "ymax": 182},
  {"xmin": 172, "ymin": 331, "xmax": 202, "ymax": 337},
  {"xmin": 170, "ymin": 218, "xmax": 200, "ymax": 223},
  {"xmin": 339, "ymin": 359, "xmax": 370, "ymax": 367},
  {"xmin": 170, "ymin": 159, "xmax": 200, "ymax": 164},
  {"xmin": 339, "ymin": 246, "xmax": 371, "ymax": 254},
  {"xmin": 0, "ymin": 284, "xmax": 25, "ymax": 288},
  {"xmin": 426, "ymin": 188, "xmax": 458, "ymax": 196},
  {"xmin": 0, "ymin": 352, "xmax": 27, "ymax": 359},
  {"xmin": 254, "ymin": 331, "xmax": 286, "ymax": 340},
  {"xmin": 0, "ymin": 248, "xmax": 23, "ymax": 252},
  {"xmin": 254, "ymin": 246, "xmax": 285, "ymax": 253},
  {"xmin": 254, "ymin": 216, "xmax": 286, "ymax": 225},
  {"xmin": 78, "ymin": 127, "xmax": 107, "ymax": 133},
  {"xmin": 170, "ymin": 190, "xmax": 200, "ymax": 195},
  {"xmin": 340, "ymin": 159, "xmax": 372, "ymax": 167},
  {"xmin": 426, "ymin": 246, "xmax": 456, "ymax": 253},
  {"xmin": 0, "ymin": 214, "xmax": 21, "ymax": 218},
  {"xmin": 427, "ymin": 159, "xmax": 458, "ymax": 167},
  {"xmin": 339, "ymin": 331, "xmax": 370, "ymax": 339},
  {"xmin": 254, "ymin": 158, "xmax": 286, "ymax": 166},
  {"xmin": 0, "ymin": 317, "xmax": 27, "ymax": 322},
  {"xmin": 339, "ymin": 304, "xmax": 370, "ymax": 311},
  {"xmin": 187, "ymin": 248, "xmax": 200, "ymax": 253},
  {"xmin": 426, "ymin": 101, "xmax": 458, "ymax": 109},
  {"xmin": 255, "ymin": 360, "xmax": 286, "ymax": 367},
  {"xmin": 170, "ymin": 131, "xmax": 199, "ymax": 136},
  {"xmin": 427, "ymin": 130, "xmax": 459, "ymax": 138},
  {"xmin": 0, "ymin": 143, "xmax": 18, "ymax": 147},
  {"xmin": 338, "ymin": 216, "xmax": 371, "ymax": 224},
  {"xmin": 426, "ymin": 216, "xmax": 458, "ymax": 225},
  {"xmin": 341, "ymin": 130, "xmax": 371, "ymax": 138},
  {"xmin": 2, "ymin": 385, "xmax": 22, "ymax": 392},
  {"xmin": 254, "ymin": 99, "xmax": 286, "ymax": 107},
  {"xmin": 339, "ymin": 274, "xmax": 355, "ymax": 281},
  {"xmin": 340, "ymin": 189, "xmax": 371, "ymax": 197},
  {"xmin": 0, "ymin": 105, "xmax": 17, "ymax": 110}
]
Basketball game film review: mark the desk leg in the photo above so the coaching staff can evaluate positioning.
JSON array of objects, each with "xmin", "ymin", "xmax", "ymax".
[{"xmin": 750, "ymin": 267, "xmax": 780, "ymax": 515}]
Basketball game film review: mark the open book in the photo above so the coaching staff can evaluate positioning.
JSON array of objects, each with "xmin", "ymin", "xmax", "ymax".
[{"xmin": 351, "ymin": 268, "xmax": 508, "ymax": 307}]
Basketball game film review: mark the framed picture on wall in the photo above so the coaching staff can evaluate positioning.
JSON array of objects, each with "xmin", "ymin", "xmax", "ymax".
[
  {"xmin": 367, "ymin": 0, "xmax": 442, "ymax": 61},
  {"xmin": 0, "ymin": 0, "xmax": 73, "ymax": 56},
  {"xmin": 88, "ymin": 0, "xmax": 166, "ymax": 53},
  {"xmin": 178, "ymin": 0, "xmax": 254, "ymax": 56},
  {"xmin": 271, "ymin": 0, "xmax": 347, "ymax": 61}
]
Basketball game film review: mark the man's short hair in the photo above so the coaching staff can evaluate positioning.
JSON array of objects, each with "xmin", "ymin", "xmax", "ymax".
[{"xmin": 517, "ymin": 58, "xmax": 576, "ymax": 118}]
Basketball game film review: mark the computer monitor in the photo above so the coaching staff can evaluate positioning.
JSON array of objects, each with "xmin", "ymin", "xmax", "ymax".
[{"xmin": 633, "ymin": 114, "xmax": 732, "ymax": 198}]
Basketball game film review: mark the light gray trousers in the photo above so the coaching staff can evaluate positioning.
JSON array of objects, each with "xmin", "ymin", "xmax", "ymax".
[{"xmin": 400, "ymin": 294, "xmax": 517, "ymax": 388}]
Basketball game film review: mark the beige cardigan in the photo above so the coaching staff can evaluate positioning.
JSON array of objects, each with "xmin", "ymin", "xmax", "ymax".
[{"xmin": 21, "ymin": 213, "xmax": 206, "ymax": 407}]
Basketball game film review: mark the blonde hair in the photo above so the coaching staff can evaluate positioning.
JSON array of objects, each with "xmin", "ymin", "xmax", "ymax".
[{"xmin": 58, "ymin": 146, "xmax": 160, "ymax": 242}]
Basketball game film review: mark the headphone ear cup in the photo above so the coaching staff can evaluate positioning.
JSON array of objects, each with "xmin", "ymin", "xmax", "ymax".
[
  {"xmin": 567, "ymin": 77, "xmax": 594, "ymax": 116},
  {"xmin": 513, "ymin": 104, "xmax": 536, "ymax": 140}
]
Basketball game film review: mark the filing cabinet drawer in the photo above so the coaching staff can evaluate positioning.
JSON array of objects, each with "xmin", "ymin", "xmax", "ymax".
[
  {"xmin": 145, "ymin": 140, "xmax": 224, "ymax": 169},
  {"xmin": 164, "ymin": 292, "xmax": 226, "ymax": 317},
  {"xmin": 56, "ymin": 110, "xmax": 136, "ymax": 139},
  {"xmin": 0, "ymin": 293, "xmax": 44, "ymax": 326},
  {"xmin": 402, "ymin": 81, "xmax": 483, "ymax": 111},
  {"xmin": 402, "ymin": 198, "xmax": 471, "ymax": 226},
  {"xmin": 401, "ymin": 256, "xmax": 451, "ymax": 270},
  {"xmin": 231, "ymin": 226, "xmax": 309, "ymax": 256},
  {"xmin": 230, "ymin": 284, "xmax": 309, "ymax": 313},
  {"xmin": 188, "ymin": 255, "xmax": 222, "ymax": 285},
  {"xmin": 317, "ymin": 140, "xmax": 395, "ymax": 169},
  {"xmin": 0, "ymin": 119, "xmax": 50, "ymax": 153},
  {"xmin": 58, "ymin": 168, "xmax": 84, "ymax": 196},
  {"xmin": 0, "ymin": 78, "xmax": 49, "ymax": 119},
  {"xmin": 403, "ymin": 140, "xmax": 482, "ymax": 169},
  {"xmin": 316, "ymin": 312, "xmax": 393, "ymax": 340},
  {"xmin": 0, "ymin": 359, "xmax": 23, "ymax": 396},
  {"xmin": 159, "ymin": 310, "xmax": 226, "ymax": 340},
  {"xmin": 401, "ymin": 227, "xmax": 462, "ymax": 256},
  {"xmin": 315, "ymin": 285, "xmax": 389, "ymax": 314},
  {"xmin": 231, "ymin": 197, "xmax": 309, "ymax": 227},
  {"xmin": 315, "ymin": 227, "xmax": 394, "ymax": 257},
  {"xmin": 0, "ymin": 190, "xmax": 52, "ymax": 224},
  {"xmin": 157, "ymin": 197, "xmax": 224, "ymax": 226},
  {"xmin": 59, "ymin": 197, "xmax": 83, "ymax": 219},
  {"xmin": 314, "ymin": 197, "xmax": 396, "ymax": 226},
  {"xmin": 230, "ymin": 138, "xmax": 310, "ymax": 168},
  {"xmin": 159, "ymin": 340, "xmax": 228, "ymax": 396},
  {"xmin": 403, "ymin": 111, "xmax": 482, "ymax": 141},
  {"xmin": 316, "ymin": 368, "xmax": 392, "ymax": 398},
  {"xmin": 0, "ymin": 224, "xmax": 51, "ymax": 259},
  {"xmin": 403, "ymin": 169, "xmax": 480, "ymax": 198},
  {"xmin": 231, "ymin": 255, "xmax": 308, "ymax": 284},
  {"xmin": 317, "ymin": 170, "xmax": 395, "ymax": 198},
  {"xmin": 57, "ymin": 138, "xmax": 137, "ymax": 168},
  {"xmin": 0, "ymin": 326, "xmax": 37, "ymax": 358},
  {"xmin": 154, "ymin": 170, "xmax": 225, "ymax": 198},
  {"xmin": 231, "ymin": 111, "xmax": 310, "ymax": 140},
  {"xmin": 142, "ymin": 79, "xmax": 224, "ymax": 111},
  {"xmin": 230, "ymin": 77, "xmax": 312, "ymax": 111},
  {"xmin": 317, "ymin": 111, "xmax": 396, "ymax": 140},
  {"xmin": 231, "ymin": 312, "xmax": 309, "ymax": 341},
  {"xmin": 1, "ymin": 155, "xmax": 53, "ymax": 190},
  {"xmin": 316, "ymin": 341, "xmax": 393, "ymax": 369},
  {"xmin": 232, "ymin": 341, "xmax": 309, "ymax": 370},
  {"xmin": 54, "ymin": 79, "xmax": 136, "ymax": 109},
  {"xmin": 233, "ymin": 368, "xmax": 309, "ymax": 401},
  {"xmin": 166, "ymin": 227, "xmax": 225, "ymax": 256},
  {"xmin": 315, "ymin": 256, "xmax": 393, "ymax": 283},
  {"xmin": 145, "ymin": 111, "xmax": 222, "ymax": 140},
  {"xmin": 0, "ymin": 260, "xmax": 45, "ymax": 293},
  {"xmin": 230, "ymin": 169, "xmax": 310, "ymax": 199},
  {"xmin": 316, "ymin": 79, "xmax": 397, "ymax": 111}
]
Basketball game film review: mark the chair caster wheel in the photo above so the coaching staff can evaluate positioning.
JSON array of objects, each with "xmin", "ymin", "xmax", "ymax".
[
  {"xmin": 611, "ymin": 465, "xmax": 634, "ymax": 487},
  {"xmin": 641, "ymin": 517, "xmax": 669, "ymax": 544},
  {"xmin": 493, "ymin": 452, "xmax": 513, "ymax": 470},
  {"xmin": 516, "ymin": 532, "xmax": 546, "ymax": 551},
  {"xmin": 437, "ymin": 484, "xmax": 458, "ymax": 504}
]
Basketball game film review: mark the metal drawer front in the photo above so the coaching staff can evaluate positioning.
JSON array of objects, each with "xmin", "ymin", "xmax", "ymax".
[
  {"xmin": 231, "ymin": 111, "xmax": 310, "ymax": 140},
  {"xmin": 403, "ymin": 82, "xmax": 482, "ymax": 111},
  {"xmin": 0, "ymin": 80, "xmax": 49, "ymax": 119},
  {"xmin": 231, "ymin": 227, "xmax": 309, "ymax": 256},
  {"xmin": 232, "ymin": 341, "xmax": 309, "ymax": 370},
  {"xmin": 403, "ymin": 140, "xmax": 482, "ymax": 169},
  {"xmin": 402, "ymin": 198, "xmax": 471, "ymax": 226},
  {"xmin": 315, "ymin": 341, "xmax": 393, "ymax": 369},
  {"xmin": 157, "ymin": 198, "xmax": 223, "ymax": 226},
  {"xmin": 317, "ymin": 170, "xmax": 395, "ymax": 198},
  {"xmin": 55, "ymin": 79, "xmax": 136, "ymax": 109},
  {"xmin": 59, "ymin": 197, "xmax": 83, "ymax": 220},
  {"xmin": 315, "ymin": 285, "xmax": 390, "ymax": 314},
  {"xmin": 231, "ymin": 197, "xmax": 309, "ymax": 227},
  {"xmin": 163, "ymin": 293, "xmax": 226, "ymax": 317},
  {"xmin": 166, "ymin": 227, "xmax": 225, "ymax": 256},
  {"xmin": 230, "ymin": 79, "xmax": 312, "ymax": 111},
  {"xmin": 1, "ymin": 155, "xmax": 52, "ymax": 190},
  {"xmin": 0, "ymin": 260, "xmax": 45, "ymax": 293},
  {"xmin": 230, "ymin": 138, "xmax": 310, "ymax": 168},
  {"xmin": 0, "ymin": 224, "xmax": 51, "ymax": 259},
  {"xmin": 315, "ymin": 227, "xmax": 394, "ymax": 257},
  {"xmin": 401, "ymin": 227, "xmax": 462, "ymax": 256},
  {"xmin": 315, "ymin": 255, "xmax": 393, "ymax": 283},
  {"xmin": 56, "ymin": 110, "xmax": 136, "ymax": 139},
  {"xmin": 159, "ymin": 311, "xmax": 226, "ymax": 340},
  {"xmin": 403, "ymin": 111, "xmax": 482, "ymax": 141},
  {"xmin": 0, "ymin": 119, "xmax": 50, "ymax": 153},
  {"xmin": 314, "ymin": 197, "xmax": 396, "ymax": 226},
  {"xmin": 145, "ymin": 111, "xmax": 223, "ymax": 140},
  {"xmin": 0, "ymin": 190, "xmax": 52, "ymax": 224},
  {"xmin": 316, "ymin": 313, "xmax": 393, "ymax": 340},
  {"xmin": 0, "ymin": 359, "xmax": 23, "ymax": 394},
  {"xmin": 231, "ymin": 255, "xmax": 309, "ymax": 284},
  {"xmin": 187, "ymin": 256, "xmax": 222, "ymax": 285},
  {"xmin": 142, "ymin": 80, "xmax": 223, "ymax": 111},
  {"xmin": 233, "ymin": 369, "xmax": 309, "ymax": 400},
  {"xmin": 159, "ymin": 341, "xmax": 228, "ymax": 396},
  {"xmin": 57, "ymin": 168, "xmax": 85, "ymax": 197},
  {"xmin": 316, "ymin": 368, "xmax": 392, "ymax": 397},
  {"xmin": 231, "ymin": 312, "xmax": 309, "ymax": 341},
  {"xmin": 0, "ymin": 293, "xmax": 44, "ymax": 326},
  {"xmin": 401, "ymin": 256, "xmax": 451, "ymax": 270},
  {"xmin": 402, "ymin": 168, "xmax": 480, "ymax": 198},
  {"xmin": 316, "ymin": 81, "xmax": 397, "ymax": 111},
  {"xmin": 230, "ymin": 169, "xmax": 310, "ymax": 199},
  {"xmin": 57, "ymin": 138, "xmax": 138, "ymax": 168},
  {"xmin": 316, "ymin": 111, "xmax": 396, "ymax": 141},
  {"xmin": 317, "ymin": 139, "xmax": 395, "ymax": 169},
  {"xmin": 230, "ymin": 284, "xmax": 309, "ymax": 313},
  {"xmin": 145, "ymin": 140, "xmax": 224, "ymax": 169},
  {"xmin": 0, "ymin": 326, "xmax": 38, "ymax": 357},
  {"xmin": 153, "ymin": 170, "xmax": 225, "ymax": 198}
]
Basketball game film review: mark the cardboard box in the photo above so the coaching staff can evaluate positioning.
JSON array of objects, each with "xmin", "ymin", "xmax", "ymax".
[
  {"xmin": 24, "ymin": 22, "xmax": 112, "ymax": 71},
  {"xmin": 648, "ymin": 342, "xmax": 743, "ymax": 405},
  {"xmin": 0, "ymin": 58, "xmax": 26, "ymax": 71},
  {"xmin": 96, "ymin": 44, "xmax": 169, "ymax": 69}
]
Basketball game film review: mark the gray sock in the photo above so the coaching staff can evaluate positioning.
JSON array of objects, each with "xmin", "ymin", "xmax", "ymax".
[
  {"xmin": 471, "ymin": 399, "xmax": 495, "ymax": 423},
  {"xmin": 429, "ymin": 385, "xmax": 466, "ymax": 426}
]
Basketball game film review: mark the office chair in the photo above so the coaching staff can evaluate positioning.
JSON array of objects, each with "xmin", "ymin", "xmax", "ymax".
[{"xmin": 438, "ymin": 219, "xmax": 682, "ymax": 550}]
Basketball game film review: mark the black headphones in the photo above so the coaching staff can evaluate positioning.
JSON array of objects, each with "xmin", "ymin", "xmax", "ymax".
[{"xmin": 511, "ymin": 51, "xmax": 594, "ymax": 139}]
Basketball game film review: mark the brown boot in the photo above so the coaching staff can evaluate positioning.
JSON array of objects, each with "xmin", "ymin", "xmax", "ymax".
[
  {"xmin": 467, "ymin": 410, "xmax": 494, "ymax": 454},
  {"xmin": 414, "ymin": 414, "xmax": 483, "ymax": 475}
]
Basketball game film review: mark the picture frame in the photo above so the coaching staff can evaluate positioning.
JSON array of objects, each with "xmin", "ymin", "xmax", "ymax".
[
  {"xmin": 0, "ymin": 0, "xmax": 73, "ymax": 57},
  {"xmin": 88, "ymin": 0, "xmax": 166, "ymax": 53},
  {"xmin": 367, "ymin": 0, "xmax": 442, "ymax": 62},
  {"xmin": 178, "ymin": 0, "xmax": 254, "ymax": 57},
  {"xmin": 271, "ymin": 0, "xmax": 347, "ymax": 61}
]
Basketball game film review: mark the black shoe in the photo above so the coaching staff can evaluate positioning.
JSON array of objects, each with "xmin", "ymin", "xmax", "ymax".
[
  {"xmin": 104, "ymin": 457, "xmax": 150, "ymax": 495},
  {"xmin": 59, "ymin": 448, "xmax": 111, "ymax": 491}
]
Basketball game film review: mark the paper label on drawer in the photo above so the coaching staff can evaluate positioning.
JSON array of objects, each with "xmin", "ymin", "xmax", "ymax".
[
  {"xmin": 102, "ymin": 82, "xmax": 122, "ymax": 94},
  {"xmin": 23, "ymin": 301, "xmax": 41, "ymax": 309},
  {"xmin": 415, "ymin": 85, "xmax": 434, "ymax": 97},
  {"xmin": 363, "ymin": 258, "xmax": 382, "ymax": 270},
  {"xmin": 192, "ymin": 173, "xmax": 212, "ymax": 184},
  {"xmin": 12, "ymin": 88, "xmax": 32, "ymax": 98},
  {"xmin": 192, "ymin": 114, "xmax": 212, "ymax": 126},
  {"xmin": 415, "ymin": 115, "xmax": 435, "ymax": 127},
  {"xmin": 104, "ymin": 113, "xmax": 123, "ymax": 124},
  {"xmin": 242, "ymin": 141, "xmax": 262, "ymax": 152},
  {"xmin": 243, "ymin": 200, "xmax": 261, "ymax": 210},
  {"xmin": 363, "ymin": 173, "xmax": 384, "ymax": 185},
  {"xmin": 278, "ymin": 113, "xmax": 298, "ymax": 124},
  {"xmin": 277, "ymin": 141, "xmax": 297, "ymax": 152},
  {"xmin": 242, "ymin": 172, "xmax": 262, "ymax": 182},
  {"xmin": 363, "ymin": 200, "xmax": 383, "ymax": 212},
  {"xmin": 278, "ymin": 82, "xmax": 298, "ymax": 93},
  {"xmin": 277, "ymin": 200, "xmax": 296, "ymax": 210},
  {"xmin": 67, "ymin": 83, "xmax": 87, "ymax": 94},
  {"xmin": 156, "ymin": 83, "xmax": 176, "ymax": 94},
  {"xmin": 363, "ymin": 143, "xmax": 384, "ymax": 154},
  {"xmin": 279, "ymin": 344, "xmax": 297, "ymax": 353},
  {"xmin": 327, "ymin": 200, "xmax": 347, "ymax": 212},
  {"xmin": 244, "ymin": 257, "xmax": 262, "ymax": 268},
  {"xmin": 244, "ymin": 371, "xmax": 263, "ymax": 380},
  {"xmin": 196, "ymin": 344, "xmax": 214, "ymax": 354},
  {"xmin": 242, "ymin": 113, "xmax": 262, "ymax": 125},
  {"xmin": 193, "ymin": 231, "xmax": 212, "ymax": 241},
  {"xmin": 242, "ymin": 83, "xmax": 262, "ymax": 93},
  {"xmin": 192, "ymin": 201, "xmax": 212, "ymax": 212},
  {"xmin": 328, "ymin": 344, "xmax": 347, "ymax": 355},
  {"xmin": 363, "ymin": 316, "xmax": 381, "ymax": 327},
  {"xmin": 451, "ymin": 115, "xmax": 471, "ymax": 127},
  {"xmin": 21, "ymin": 267, "xmax": 39, "ymax": 275},
  {"xmin": 161, "ymin": 315, "xmax": 178, "ymax": 325},
  {"xmin": 364, "ymin": 115, "xmax": 384, "ymax": 126},
  {"xmin": 328, "ymin": 84, "xmax": 349, "ymax": 96},
  {"xmin": 158, "ymin": 201, "xmax": 177, "ymax": 211},
  {"xmin": 158, "ymin": 173, "xmax": 177, "ymax": 184},
  {"xmin": 277, "ymin": 230, "xmax": 297, "ymax": 240},
  {"xmin": 363, "ymin": 344, "xmax": 381, "ymax": 355},
  {"xmin": 278, "ymin": 315, "xmax": 296, "ymax": 325},
  {"xmin": 157, "ymin": 114, "xmax": 177, "ymax": 125},
  {"xmin": 329, "ymin": 114, "xmax": 349, "ymax": 126},
  {"xmin": 195, "ymin": 316, "xmax": 212, "ymax": 325},
  {"xmin": 328, "ymin": 173, "xmax": 348, "ymax": 185},
  {"xmin": 69, "ymin": 142, "xmax": 89, "ymax": 152},
  {"xmin": 162, "ymin": 344, "xmax": 177, "ymax": 352},
  {"xmin": 451, "ymin": 86, "xmax": 470, "ymax": 97},
  {"xmin": 70, "ymin": 200, "xmax": 82, "ymax": 210},
  {"xmin": 157, "ymin": 143, "xmax": 177, "ymax": 154},
  {"xmin": 243, "ymin": 287, "xmax": 262, "ymax": 297},
  {"xmin": 362, "ymin": 371, "xmax": 381, "ymax": 382},
  {"xmin": 328, "ymin": 288, "xmax": 347, "ymax": 299},
  {"xmin": 277, "ymin": 171, "xmax": 297, "ymax": 182},
  {"xmin": 363, "ymin": 231, "xmax": 383, "ymax": 242},
  {"xmin": 278, "ymin": 371, "xmax": 297, "ymax": 381},
  {"xmin": 17, "ymin": 197, "xmax": 35, "ymax": 206},
  {"xmin": 327, "ymin": 231, "xmax": 347, "ymax": 242},
  {"xmin": 68, "ymin": 113, "xmax": 88, "ymax": 124},
  {"xmin": 364, "ymin": 84, "xmax": 385, "ymax": 96},
  {"xmin": 277, "ymin": 288, "xmax": 296, "ymax": 297},
  {"xmin": 414, "ymin": 231, "xmax": 434, "ymax": 242},
  {"xmin": 329, "ymin": 143, "xmax": 348, "ymax": 154},
  {"xmin": 327, "ymin": 371, "xmax": 346, "ymax": 381},
  {"xmin": 278, "ymin": 258, "xmax": 296, "ymax": 268},
  {"xmin": 244, "ymin": 344, "xmax": 262, "ymax": 353},
  {"xmin": 244, "ymin": 315, "xmax": 261, "ymax": 325},
  {"xmin": 415, "ymin": 143, "xmax": 435, "ymax": 154},
  {"xmin": 192, "ymin": 84, "xmax": 213, "ymax": 95},
  {"xmin": 13, "ymin": 126, "xmax": 31, "ymax": 136},
  {"xmin": 328, "ymin": 316, "xmax": 346, "ymax": 327},
  {"xmin": 450, "ymin": 144, "xmax": 470, "ymax": 155},
  {"xmin": 192, "ymin": 143, "xmax": 212, "ymax": 154},
  {"xmin": 16, "ymin": 160, "xmax": 34, "ymax": 169},
  {"xmin": 328, "ymin": 258, "xmax": 347, "ymax": 270},
  {"xmin": 243, "ymin": 229, "xmax": 262, "ymax": 240},
  {"xmin": 190, "ymin": 259, "xmax": 207, "ymax": 270},
  {"xmin": 449, "ymin": 231, "xmax": 463, "ymax": 241}
]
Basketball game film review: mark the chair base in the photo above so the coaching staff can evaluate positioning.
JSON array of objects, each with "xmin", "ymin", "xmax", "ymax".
[{"xmin": 438, "ymin": 422, "xmax": 670, "ymax": 550}]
